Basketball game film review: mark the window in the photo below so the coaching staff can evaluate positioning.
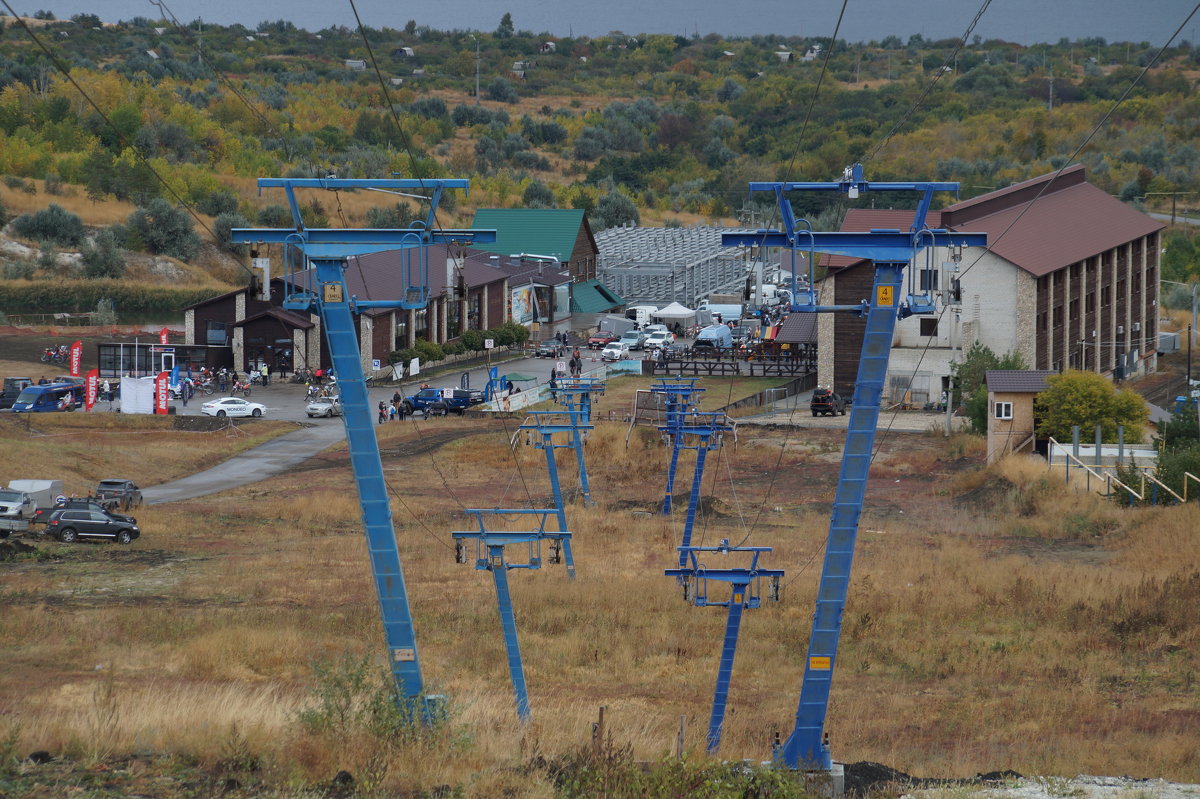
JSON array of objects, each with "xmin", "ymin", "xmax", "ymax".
[
  {"xmin": 919, "ymin": 317, "xmax": 938, "ymax": 337},
  {"xmin": 206, "ymin": 320, "xmax": 228, "ymax": 345},
  {"xmin": 919, "ymin": 268, "xmax": 938, "ymax": 291},
  {"xmin": 994, "ymin": 401, "xmax": 1013, "ymax": 420}
]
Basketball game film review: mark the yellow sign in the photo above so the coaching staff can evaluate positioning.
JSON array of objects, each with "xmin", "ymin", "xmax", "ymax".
[
  {"xmin": 809, "ymin": 656, "xmax": 832, "ymax": 670},
  {"xmin": 876, "ymin": 286, "xmax": 894, "ymax": 306},
  {"xmin": 323, "ymin": 283, "xmax": 344, "ymax": 303}
]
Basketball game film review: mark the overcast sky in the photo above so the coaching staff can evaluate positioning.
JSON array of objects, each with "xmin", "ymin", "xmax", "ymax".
[{"xmin": 8, "ymin": 0, "xmax": 1200, "ymax": 46}]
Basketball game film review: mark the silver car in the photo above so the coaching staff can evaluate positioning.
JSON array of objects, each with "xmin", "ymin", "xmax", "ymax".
[{"xmin": 306, "ymin": 397, "xmax": 343, "ymax": 418}]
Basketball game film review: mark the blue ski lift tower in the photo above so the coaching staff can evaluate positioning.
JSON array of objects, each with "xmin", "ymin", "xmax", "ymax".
[
  {"xmin": 722, "ymin": 165, "xmax": 986, "ymax": 771},
  {"xmin": 231, "ymin": 177, "xmax": 495, "ymax": 717}
]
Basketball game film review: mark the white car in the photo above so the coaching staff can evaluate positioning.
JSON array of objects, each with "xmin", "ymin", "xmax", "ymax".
[
  {"xmin": 201, "ymin": 397, "xmax": 266, "ymax": 418},
  {"xmin": 306, "ymin": 396, "xmax": 343, "ymax": 418},
  {"xmin": 600, "ymin": 342, "xmax": 630, "ymax": 362},
  {"xmin": 645, "ymin": 330, "xmax": 675, "ymax": 349}
]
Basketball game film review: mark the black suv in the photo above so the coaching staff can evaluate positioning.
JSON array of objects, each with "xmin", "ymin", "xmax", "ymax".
[
  {"xmin": 31, "ymin": 497, "xmax": 121, "ymax": 525},
  {"xmin": 45, "ymin": 507, "xmax": 140, "ymax": 544},
  {"xmin": 810, "ymin": 388, "xmax": 847, "ymax": 417}
]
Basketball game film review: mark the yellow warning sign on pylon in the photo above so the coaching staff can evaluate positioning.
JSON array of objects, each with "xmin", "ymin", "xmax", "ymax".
[{"xmin": 876, "ymin": 286, "xmax": 894, "ymax": 306}]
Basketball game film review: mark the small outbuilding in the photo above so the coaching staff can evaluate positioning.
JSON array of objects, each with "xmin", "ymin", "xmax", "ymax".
[{"xmin": 984, "ymin": 369, "xmax": 1057, "ymax": 463}]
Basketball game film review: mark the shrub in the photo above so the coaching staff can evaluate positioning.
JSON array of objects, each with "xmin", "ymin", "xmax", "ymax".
[
  {"xmin": 486, "ymin": 77, "xmax": 519, "ymax": 103},
  {"xmin": 126, "ymin": 198, "xmax": 201, "ymax": 260},
  {"xmin": 365, "ymin": 202, "xmax": 412, "ymax": 228},
  {"xmin": 197, "ymin": 188, "xmax": 240, "ymax": 217},
  {"xmin": 10, "ymin": 204, "xmax": 86, "ymax": 247},
  {"xmin": 43, "ymin": 172, "xmax": 64, "ymax": 195},
  {"xmin": 213, "ymin": 212, "xmax": 250, "ymax": 252},
  {"xmin": 443, "ymin": 341, "xmax": 465, "ymax": 356},
  {"xmin": 413, "ymin": 339, "xmax": 445, "ymax": 364},
  {"xmin": 2, "ymin": 261, "xmax": 35, "ymax": 280},
  {"xmin": 460, "ymin": 329, "xmax": 484, "ymax": 352},
  {"xmin": 0, "ymin": 196, "xmax": 8, "ymax": 229},
  {"xmin": 257, "ymin": 204, "xmax": 292, "ymax": 227},
  {"xmin": 80, "ymin": 228, "xmax": 125, "ymax": 279},
  {"xmin": 523, "ymin": 180, "xmax": 555, "ymax": 208}
]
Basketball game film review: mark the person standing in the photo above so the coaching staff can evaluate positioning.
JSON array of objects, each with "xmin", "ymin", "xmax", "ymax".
[
  {"xmin": 262, "ymin": 362, "xmax": 271, "ymax": 387},
  {"xmin": 378, "ymin": 400, "xmax": 387, "ymax": 425}
]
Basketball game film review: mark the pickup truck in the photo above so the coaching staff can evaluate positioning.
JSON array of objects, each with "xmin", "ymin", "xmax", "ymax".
[
  {"xmin": 96, "ymin": 479, "xmax": 143, "ymax": 510},
  {"xmin": 402, "ymin": 387, "xmax": 485, "ymax": 416},
  {"xmin": 0, "ymin": 488, "xmax": 37, "ymax": 537}
]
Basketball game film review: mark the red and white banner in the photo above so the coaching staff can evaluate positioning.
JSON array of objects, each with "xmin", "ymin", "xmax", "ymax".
[
  {"xmin": 69, "ymin": 340, "xmax": 83, "ymax": 377},
  {"xmin": 84, "ymin": 369, "xmax": 99, "ymax": 412},
  {"xmin": 159, "ymin": 327, "xmax": 169, "ymax": 345},
  {"xmin": 154, "ymin": 371, "xmax": 170, "ymax": 415}
]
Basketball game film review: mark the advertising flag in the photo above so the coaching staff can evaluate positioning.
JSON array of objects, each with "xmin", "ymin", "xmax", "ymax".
[
  {"xmin": 159, "ymin": 327, "xmax": 169, "ymax": 345},
  {"xmin": 85, "ymin": 369, "xmax": 99, "ymax": 411},
  {"xmin": 155, "ymin": 371, "xmax": 170, "ymax": 415},
  {"xmin": 69, "ymin": 340, "xmax": 83, "ymax": 377}
]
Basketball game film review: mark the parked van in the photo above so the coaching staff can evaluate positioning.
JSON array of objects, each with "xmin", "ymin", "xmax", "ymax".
[
  {"xmin": 624, "ymin": 305, "xmax": 658, "ymax": 328},
  {"xmin": 9, "ymin": 381, "xmax": 85, "ymax": 413},
  {"xmin": 693, "ymin": 324, "xmax": 734, "ymax": 349}
]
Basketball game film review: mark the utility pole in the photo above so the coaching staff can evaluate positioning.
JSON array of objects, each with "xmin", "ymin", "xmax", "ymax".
[
  {"xmin": 1048, "ymin": 68, "xmax": 1054, "ymax": 112},
  {"xmin": 470, "ymin": 35, "xmax": 481, "ymax": 105}
]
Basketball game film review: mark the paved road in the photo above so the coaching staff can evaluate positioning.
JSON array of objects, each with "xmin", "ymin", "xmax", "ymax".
[
  {"xmin": 136, "ymin": 351, "xmax": 567, "ymax": 504},
  {"xmin": 141, "ymin": 422, "xmax": 346, "ymax": 504}
]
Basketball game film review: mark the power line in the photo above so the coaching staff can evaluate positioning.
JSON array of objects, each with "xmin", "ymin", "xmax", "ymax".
[{"xmin": 0, "ymin": 0, "xmax": 255, "ymax": 281}]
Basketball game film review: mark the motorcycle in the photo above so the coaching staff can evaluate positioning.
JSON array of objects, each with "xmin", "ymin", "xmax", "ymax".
[
  {"xmin": 230, "ymin": 381, "xmax": 252, "ymax": 397},
  {"xmin": 40, "ymin": 348, "xmax": 66, "ymax": 363}
]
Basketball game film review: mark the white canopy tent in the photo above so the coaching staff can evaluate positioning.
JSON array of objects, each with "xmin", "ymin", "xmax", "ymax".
[{"xmin": 652, "ymin": 302, "xmax": 697, "ymax": 323}]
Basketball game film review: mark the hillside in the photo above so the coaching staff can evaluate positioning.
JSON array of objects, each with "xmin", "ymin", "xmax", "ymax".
[{"xmin": 0, "ymin": 13, "xmax": 1196, "ymax": 290}]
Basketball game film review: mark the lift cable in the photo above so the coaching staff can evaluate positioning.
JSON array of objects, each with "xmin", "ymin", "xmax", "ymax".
[
  {"xmin": 870, "ymin": 0, "xmax": 1199, "ymax": 464},
  {"xmin": 863, "ymin": 0, "xmax": 994, "ymax": 165},
  {"xmin": 348, "ymin": 0, "xmax": 539, "ymax": 508},
  {"xmin": 0, "ymin": 1, "xmax": 256, "ymax": 281},
  {"xmin": 382, "ymin": 472, "xmax": 456, "ymax": 552},
  {"xmin": 148, "ymin": 0, "xmax": 315, "ymax": 169}
]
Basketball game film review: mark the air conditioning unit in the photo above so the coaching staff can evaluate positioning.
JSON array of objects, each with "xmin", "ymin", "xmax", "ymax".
[{"xmin": 1132, "ymin": 322, "xmax": 1140, "ymax": 332}]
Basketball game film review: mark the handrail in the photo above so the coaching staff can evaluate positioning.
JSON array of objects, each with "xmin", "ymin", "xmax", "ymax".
[
  {"xmin": 1138, "ymin": 471, "xmax": 1185, "ymax": 504},
  {"xmin": 1185, "ymin": 472, "xmax": 1200, "ymax": 502},
  {"xmin": 1046, "ymin": 437, "xmax": 1143, "ymax": 501}
]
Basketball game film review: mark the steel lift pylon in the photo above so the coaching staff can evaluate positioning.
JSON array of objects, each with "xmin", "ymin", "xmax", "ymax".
[
  {"xmin": 452, "ymin": 508, "xmax": 572, "ymax": 722},
  {"xmin": 662, "ymin": 410, "xmax": 732, "ymax": 573},
  {"xmin": 722, "ymin": 164, "xmax": 986, "ymax": 771},
  {"xmin": 665, "ymin": 540, "xmax": 784, "ymax": 753},
  {"xmin": 515, "ymin": 408, "xmax": 595, "ymax": 578},
  {"xmin": 546, "ymin": 378, "xmax": 606, "ymax": 505},
  {"xmin": 650, "ymin": 378, "xmax": 706, "ymax": 515},
  {"xmin": 231, "ymin": 178, "xmax": 495, "ymax": 718}
]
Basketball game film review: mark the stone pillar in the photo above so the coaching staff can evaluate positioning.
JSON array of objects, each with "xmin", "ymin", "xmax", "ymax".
[
  {"xmin": 232, "ymin": 292, "xmax": 246, "ymax": 370},
  {"xmin": 183, "ymin": 309, "xmax": 195, "ymax": 345}
]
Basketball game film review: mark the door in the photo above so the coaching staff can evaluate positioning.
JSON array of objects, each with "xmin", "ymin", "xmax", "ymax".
[{"xmin": 161, "ymin": 352, "xmax": 175, "ymax": 373}]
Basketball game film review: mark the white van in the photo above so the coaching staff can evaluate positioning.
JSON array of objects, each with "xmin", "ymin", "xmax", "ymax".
[{"xmin": 624, "ymin": 305, "xmax": 658, "ymax": 328}]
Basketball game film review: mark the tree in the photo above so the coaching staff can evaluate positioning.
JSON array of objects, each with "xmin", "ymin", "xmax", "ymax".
[
  {"xmin": 126, "ymin": 199, "xmax": 201, "ymax": 261},
  {"xmin": 1035, "ymin": 369, "xmax": 1148, "ymax": 443},
  {"xmin": 495, "ymin": 12, "xmax": 514, "ymax": 39},
  {"xmin": 593, "ymin": 188, "xmax": 639, "ymax": 230},
  {"xmin": 950, "ymin": 342, "xmax": 1027, "ymax": 434}
]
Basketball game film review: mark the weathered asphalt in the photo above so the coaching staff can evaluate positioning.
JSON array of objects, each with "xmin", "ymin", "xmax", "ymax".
[{"xmin": 139, "ymin": 352, "xmax": 562, "ymax": 504}]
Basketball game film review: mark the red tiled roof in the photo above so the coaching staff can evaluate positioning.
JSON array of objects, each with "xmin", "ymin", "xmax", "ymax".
[{"xmin": 836, "ymin": 167, "xmax": 1163, "ymax": 278}]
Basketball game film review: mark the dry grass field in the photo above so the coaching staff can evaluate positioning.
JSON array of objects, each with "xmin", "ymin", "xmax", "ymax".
[{"xmin": 1, "ymin": 395, "xmax": 1198, "ymax": 796}]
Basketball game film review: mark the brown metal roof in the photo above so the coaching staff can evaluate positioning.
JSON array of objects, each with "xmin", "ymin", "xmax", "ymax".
[
  {"xmin": 774, "ymin": 312, "xmax": 817, "ymax": 344},
  {"xmin": 231, "ymin": 306, "xmax": 314, "ymax": 330},
  {"xmin": 835, "ymin": 167, "xmax": 1163, "ymax": 278},
  {"xmin": 985, "ymin": 369, "xmax": 1057, "ymax": 393}
]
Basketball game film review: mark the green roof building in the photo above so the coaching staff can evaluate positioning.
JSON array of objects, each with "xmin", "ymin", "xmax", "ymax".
[{"xmin": 470, "ymin": 208, "xmax": 599, "ymax": 284}]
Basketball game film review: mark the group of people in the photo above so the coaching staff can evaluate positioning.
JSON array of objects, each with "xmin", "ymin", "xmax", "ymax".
[{"xmin": 377, "ymin": 390, "xmax": 413, "ymax": 424}]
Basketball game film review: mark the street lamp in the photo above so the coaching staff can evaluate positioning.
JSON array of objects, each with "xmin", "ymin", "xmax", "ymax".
[
  {"xmin": 469, "ymin": 34, "xmax": 481, "ymax": 105},
  {"xmin": 1163, "ymin": 279, "xmax": 1199, "ymax": 394}
]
